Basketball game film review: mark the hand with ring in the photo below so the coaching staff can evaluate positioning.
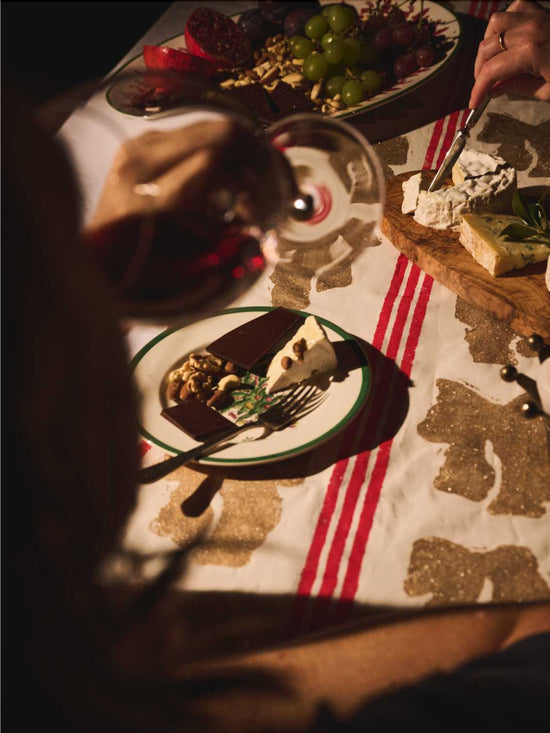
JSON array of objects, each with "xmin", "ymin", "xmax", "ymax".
[{"xmin": 469, "ymin": 0, "xmax": 550, "ymax": 109}]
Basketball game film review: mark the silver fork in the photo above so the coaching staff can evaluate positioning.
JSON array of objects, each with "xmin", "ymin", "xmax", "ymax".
[{"xmin": 136, "ymin": 384, "xmax": 324, "ymax": 484}]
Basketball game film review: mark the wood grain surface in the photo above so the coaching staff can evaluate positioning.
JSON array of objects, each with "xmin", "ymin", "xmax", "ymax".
[{"xmin": 381, "ymin": 171, "xmax": 550, "ymax": 341}]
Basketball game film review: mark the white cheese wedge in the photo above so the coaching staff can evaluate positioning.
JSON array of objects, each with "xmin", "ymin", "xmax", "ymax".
[
  {"xmin": 451, "ymin": 149, "xmax": 508, "ymax": 185},
  {"xmin": 401, "ymin": 170, "xmax": 431, "ymax": 215},
  {"xmin": 266, "ymin": 316, "xmax": 337, "ymax": 393},
  {"xmin": 458, "ymin": 213, "xmax": 550, "ymax": 276},
  {"xmin": 401, "ymin": 148, "xmax": 517, "ymax": 231}
]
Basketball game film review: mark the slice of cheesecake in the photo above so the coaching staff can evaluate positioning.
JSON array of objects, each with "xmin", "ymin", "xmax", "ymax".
[
  {"xmin": 266, "ymin": 316, "xmax": 337, "ymax": 393},
  {"xmin": 458, "ymin": 212, "xmax": 550, "ymax": 276}
]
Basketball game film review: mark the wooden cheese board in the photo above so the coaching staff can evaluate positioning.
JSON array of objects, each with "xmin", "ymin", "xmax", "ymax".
[{"xmin": 381, "ymin": 171, "xmax": 550, "ymax": 341}]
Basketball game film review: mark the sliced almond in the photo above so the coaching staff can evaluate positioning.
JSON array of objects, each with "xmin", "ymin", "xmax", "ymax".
[{"xmin": 283, "ymin": 72, "xmax": 304, "ymax": 85}]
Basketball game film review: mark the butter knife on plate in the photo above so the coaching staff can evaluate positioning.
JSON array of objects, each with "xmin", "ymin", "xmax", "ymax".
[{"xmin": 428, "ymin": 97, "xmax": 490, "ymax": 192}]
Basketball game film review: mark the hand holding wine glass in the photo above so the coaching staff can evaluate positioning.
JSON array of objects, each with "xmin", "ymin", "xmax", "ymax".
[{"xmin": 84, "ymin": 114, "xmax": 297, "ymax": 321}]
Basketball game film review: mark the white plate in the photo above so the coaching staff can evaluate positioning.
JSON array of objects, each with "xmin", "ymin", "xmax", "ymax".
[
  {"xmin": 131, "ymin": 307, "xmax": 371, "ymax": 466},
  {"xmin": 106, "ymin": 0, "xmax": 461, "ymax": 121}
]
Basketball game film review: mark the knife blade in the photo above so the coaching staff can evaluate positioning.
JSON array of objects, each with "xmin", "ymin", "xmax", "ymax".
[{"xmin": 428, "ymin": 97, "xmax": 490, "ymax": 193}]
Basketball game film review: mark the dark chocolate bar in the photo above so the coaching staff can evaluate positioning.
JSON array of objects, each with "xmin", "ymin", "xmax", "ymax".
[
  {"xmin": 206, "ymin": 308, "xmax": 303, "ymax": 370},
  {"xmin": 162, "ymin": 399, "xmax": 234, "ymax": 441}
]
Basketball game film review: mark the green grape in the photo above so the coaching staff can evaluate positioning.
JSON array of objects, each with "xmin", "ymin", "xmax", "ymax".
[
  {"xmin": 358, "ymin": 40, "xmax": 381, "ymax": 66},
  {"xmin": 288, "ymin": 36, "xmax": 303, "ymax": 53},
  {"xmin": 304, "ymin": 51, "xmax": 330, "ymax": 81},
  {"xmin": 321, "ymin": 4, "xmax": 338, "ymax": 19},
  {"xmin": 305, "ymin": 14, "xmax": 329, "ymax": 40},
  {"xmin": 293, "ymin": 37, "xmax": 315, "ymax": 59},
  {"xmin": 341, "ymin": 37, "xmax": 362, "ymax": 66},
  {"xmin": 324, "ymin": 38, "xmax": 344, "ymax": 64},
  {"xmin": 325, "ymin": 75, "xmax": 347, "ymax": 97},
  {"xmin": 321, "ymin": 30, "xmax": 340, "ymax": 51},
  {"xmin": 325, "ymin": 61, "xmax": 346, "ymax": 79},
  {"xmin": 327, "ymin": 4, "xmax": 355, "ymax": 33},
  {"xmin": 360, "ymin": 69, "xmax": 383, "ymax": 94},
  {"xmin": 341, "ymin": 79, "xmax": 365, "ymax": 106}
]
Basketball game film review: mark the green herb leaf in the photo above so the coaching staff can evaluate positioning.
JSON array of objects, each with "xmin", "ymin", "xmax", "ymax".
[
  {"xmin": 512, "ymin": 190, "xmax": 530, "ymax": 222},
  {"xmin": 500, "ymin": 223, "xmax": 543, "ymax": 240}
]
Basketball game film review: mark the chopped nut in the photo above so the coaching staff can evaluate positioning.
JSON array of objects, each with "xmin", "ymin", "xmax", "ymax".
[
  {"xmin": 219, "ymin": 78, "xmax": 235, "ymax": 89},
  {"xmin": 311, "ymin": 82, "xmax": 323, "ymax": 101},
  {"xmin": 281, "ymin": 356, "xmax": 293, "ymax": 370},
  {"xmin": 262, "ymin": 66, "xmax": 280, "ymax": 84},
  {"xmin": 245, "ymin": 69, "xmax": 259, "ymax": 80},
  {"xmin": 292, "ymin": 58, "xmax": 304, "ymax": 66},
  {"xmin": 282, "ymin": 72, "xmax": 304, "ymax": 85},
  {"xmin": 224, "ymin": 361, "xmax": 238, "ymax": 374},
  {"xmin": 253, "ymin": 65, "xmax": 266, "ymax": 78},
  {"xmin": 257, "ymin": 54, "xmax": 270, "ymax": 65},
  {"xmin": 273, "ymin": 34, "xmax": 283, "ymax": 43}
]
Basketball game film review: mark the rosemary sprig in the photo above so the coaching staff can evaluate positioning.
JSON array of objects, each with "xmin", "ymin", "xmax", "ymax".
[{"xmin": 500, "ymin": 190, "xmax": 550, "ymax": 244}]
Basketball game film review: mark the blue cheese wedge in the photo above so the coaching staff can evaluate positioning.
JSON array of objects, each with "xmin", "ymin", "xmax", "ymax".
[
  {"xmin": 402, "ymin": 149, "xmax": 517, "ymax": 231},
  {"xmin": 459, "ymin": 213, "xmax": 550, "ymax": 276},
  {"xmin": 266, "ymin": 316, "xmax": 337, "ymax": 393}
]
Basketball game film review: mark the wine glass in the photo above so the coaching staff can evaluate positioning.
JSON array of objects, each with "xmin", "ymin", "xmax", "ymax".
[{"xmin": 58, "ymin": 71, "xmax": 385, "ymax": 325}]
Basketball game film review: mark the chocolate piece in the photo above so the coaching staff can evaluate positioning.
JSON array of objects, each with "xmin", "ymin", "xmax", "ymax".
[
  {"xmin": 263, "ymin": 81, "xmax": 313, "ymax": 121},
  {"xmin": 206, "ymin": 308, "xmax": 303, "ymax": 370},
  {"xmin": 162, "ymin": 399, "xmax": 234, "ymax": 441},
  {"xmin": 223, "ymin": 82, "xmax": 273, "ymax": 117}
]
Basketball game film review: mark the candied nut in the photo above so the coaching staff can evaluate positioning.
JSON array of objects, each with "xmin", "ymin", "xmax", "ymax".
[
  {"xmin": 219, "ymin": 78, "xmax": 235, "ymax": 88},
  {"xmin": 224, "ymin": 361, "xmax": 238, "ymax": 374},
  {"xmin": 207, "ymin": 390, "xmax": 230, "ymax": 409},
  {"xmin": 253, "ymin": 65, "xmax": 266, "ymax": 77},
  {"xmin": 281, "ymin": 356, "xmax": 293, "ymax": 370},
  {"xmin": 168, "ymin": 377, "xmax": 182, "ymax": 401},
  {"xmin": 218, "ymin": 374, "xmax": 241, "ymax": 392},
  {"xmin": 194, "ymin": 387, "xmax": 209, "ymax": 403},
  {"xmin": 292, "ymin": 58, "xmax": 304, "ymax": 66},
  {"xmin": 273, "ymin": 33, "xmax": 283, "ymax": 43},
  {"xmin": 245, "ymin": 69, "xmax": 259, "ymax": 80},
  {"xmin": 293, "ymin": 338, "xmax": 307, "ymax": 360},
  {"xmin": 179, "ymin": 382, "xmax": 192, "ymax": 401},
  {"xmin": 258, "ymin": 55, "xmax": 270, "ymax": 65},
  {"xmin": 188, "ymin": 373, "xmax": 206, "ymax": 391}
]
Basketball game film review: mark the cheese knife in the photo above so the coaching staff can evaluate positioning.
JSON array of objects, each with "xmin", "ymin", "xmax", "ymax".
[{"xmin": 428, "ymin": 97, "xmax": 490, "ymax": 193}]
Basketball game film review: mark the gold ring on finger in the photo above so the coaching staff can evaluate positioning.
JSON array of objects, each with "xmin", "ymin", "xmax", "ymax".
[{"xmin": 498, "ymin": 31, "xmax": 507, "ymax": 51}]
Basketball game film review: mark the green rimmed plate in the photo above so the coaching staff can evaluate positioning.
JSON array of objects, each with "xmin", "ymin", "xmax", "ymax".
[{"xmin": 130, "ymin": 307, "xmax": 371, "ymax": 466}]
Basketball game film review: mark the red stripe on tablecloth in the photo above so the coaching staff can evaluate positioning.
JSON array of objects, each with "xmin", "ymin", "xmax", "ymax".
[
  {"xmin": 309, "ymin": 105, "xmax": 466, "ymax": 626},
  {"xmin": 314, "ymin": 264, "xmax": 422, "ymax": 604},
  {"xmin": 334, "ymin": 273, "xmax": 434, "ymax": 618},
  {"xmin": 288, "ymin": 255, "xmax": 410, "ymax": 627}
]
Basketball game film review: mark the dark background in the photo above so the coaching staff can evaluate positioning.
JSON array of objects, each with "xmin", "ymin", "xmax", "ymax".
[{"xmin": 2, "ymin": 1, "xmax": 173, "ymax": 102}]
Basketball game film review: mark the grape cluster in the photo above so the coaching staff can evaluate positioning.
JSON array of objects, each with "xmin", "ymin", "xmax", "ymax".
[{"xmin": 287, "ymin": 2, "xmax": 436, "ymax": 108}]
